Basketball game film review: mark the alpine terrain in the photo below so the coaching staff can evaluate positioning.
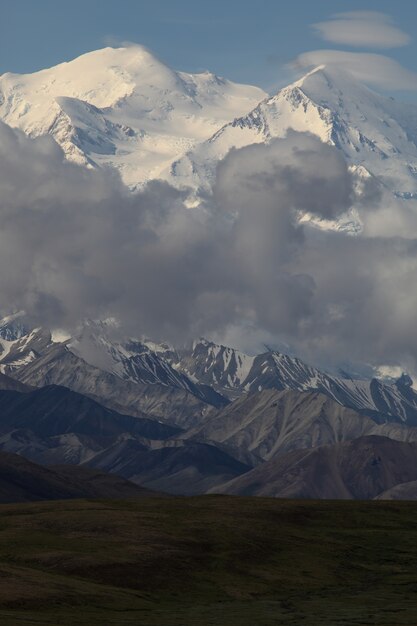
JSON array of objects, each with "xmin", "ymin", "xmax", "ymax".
[
  {"xmin": 0, "ymin": 45, "xmax": 265, "ymax": 189},
  {"xmin": 1, "ymin": 46, "xmax": 417, "ymax": 501}
]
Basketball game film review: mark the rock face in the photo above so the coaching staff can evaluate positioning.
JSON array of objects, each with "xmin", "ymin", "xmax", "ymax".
[
  {"xmin": 67, "ymin": 320, "xmax": 227, "ymax": 409},
  {"xmin": 184, "ymin": 389, "xmax": 417, "ymax": 464},
  {"xmin": 172, "ymin": 340, "xmax": 417, "ymax": 426},
  {"xmin": 211, "ymin": 436, "xmax": 417, "ymax": 499},
  {"xmin": 5, "ymin": 342, "xmax": 218, "ymax": 429},
  {"xmin": 0, "ymin": 322, "xmax": 226, "ymax": 430}
]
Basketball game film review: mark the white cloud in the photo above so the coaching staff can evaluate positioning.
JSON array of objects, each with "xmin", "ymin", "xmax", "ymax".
[
  {"xmin": 295, "ymin": 50, "xmax": 417, "ymax": 91},
  {"xmin": 312, "ymin": 11, "xmax": 410, "ymax": 49},
  {"xmin": 4, "ymin": 121, "xmax": 417, "ymax": 372}
]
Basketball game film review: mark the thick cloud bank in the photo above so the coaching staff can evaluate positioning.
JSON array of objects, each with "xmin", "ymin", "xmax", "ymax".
[{"xmin": 1, "ymin": 121, "xmax": 417, "ymax": 372}]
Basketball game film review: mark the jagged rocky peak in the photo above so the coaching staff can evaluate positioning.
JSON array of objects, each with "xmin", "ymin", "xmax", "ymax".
[
  {"xmin": 0, "ymin": 312, "xmax": 28, "ymax": 341},
  {"xmin": 0, "ymin": 314, "xmax": 417, "ymax": 426},
  {"xmin": 166, "ymin": 62, "xmax": 417, "ymax": 208},
  {"xmin": 396, "ymin": 373, "xmax": 414, "ymax": 388}
]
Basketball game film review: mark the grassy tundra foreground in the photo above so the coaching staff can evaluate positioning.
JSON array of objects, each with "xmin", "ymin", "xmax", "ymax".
[{"xmin": 0, "ymin": 497, "xmax": 417, "ymax": 625}]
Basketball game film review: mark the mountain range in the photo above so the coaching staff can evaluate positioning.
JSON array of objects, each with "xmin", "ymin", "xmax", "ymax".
[
  {"xmin": 0, "ymin": 315, "xmax": 416, "ymax": 498},
  {"xmin": 166, "ymin": 63, "xmax": 417, "ymax": 223},
  {"xmin": 2, "ymin": 46, "xmax": 417, "ymax": 500},
  {"xmin": 2, "ymin": 46, "xmax": 417, "ymax": 220},
  {"xmin": 0, "ymin": 45, "xmax": 265, "ymax": 190},
  {"xmin": 2, "ymin": 318, "xmax": 417, "ymax": 427}
]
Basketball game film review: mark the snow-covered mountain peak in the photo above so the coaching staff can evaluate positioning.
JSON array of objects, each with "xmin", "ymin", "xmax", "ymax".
[
  {"xmin": 1, "ymin": 316, "xmax": 417, "ymax": 425},
  {"xmin": 4, "ymin": 48, "xmax": 417, "ymax": 220},
  {"xmin": 0, "ymin": 312, "xmax": 28, "ymax": 342},
  {"xmin": 291, "ymin": 64, "xmax": 365, "ymax": 98},
  {"xmin": 0, "ymin": 46, "xmax": 266, "ymax": 188},
  {"xmin": 1, "ymin": 45, "xmax": 172, "ymax": 109},
  {"xmin": 165, "ymin": 64, "xmax": 417, "ymax": 206}
]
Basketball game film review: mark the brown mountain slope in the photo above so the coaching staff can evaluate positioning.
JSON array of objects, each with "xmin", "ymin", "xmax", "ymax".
[
  {"xmin": 210, "ymin": 435, "xmax": 417, "ymax": 499},
  {"xmin": 375, "ymin": 480, "xmax": 417, "ymax": 500},
  {"xmin": 0, "ymin": 451, "xmax": 158, "ymax": 503}
]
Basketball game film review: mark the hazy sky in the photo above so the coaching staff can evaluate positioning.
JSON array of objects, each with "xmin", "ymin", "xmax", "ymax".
[{"xmin": 2, "ymin": 0, "xmax": 417, "ymax": 95}]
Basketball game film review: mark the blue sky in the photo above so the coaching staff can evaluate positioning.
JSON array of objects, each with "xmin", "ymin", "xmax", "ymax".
[{"xmin": 2, "ymin": 0, "xmax": 417, "ymax": 95}]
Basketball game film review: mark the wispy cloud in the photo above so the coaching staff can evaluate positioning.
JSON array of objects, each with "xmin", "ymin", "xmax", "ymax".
[
  {"xmin": 102, "ymin": 36, "xmax": 151, "ymax": 50},
  {"xmin": 312, "ymin": 11, "xmax": 410, "ymax": 49},
  {"xmin": 295, "ymin": 50, "xmax": 417, "ymax": 91}
]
